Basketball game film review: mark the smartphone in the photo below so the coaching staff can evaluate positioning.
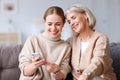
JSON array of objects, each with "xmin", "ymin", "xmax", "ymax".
[{"xmin": 32, "ymin": 52, "xmax": 43, "ymax": 59}]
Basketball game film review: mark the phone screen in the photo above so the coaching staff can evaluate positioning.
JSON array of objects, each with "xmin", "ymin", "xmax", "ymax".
[{"xmin": 32, "ymin": 52, "xmax": 43, "ymax": 59}]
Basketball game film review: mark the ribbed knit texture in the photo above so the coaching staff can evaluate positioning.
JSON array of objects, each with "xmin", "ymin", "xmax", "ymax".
[
  {"xmin": 69, "ymin": 31, "xmax": 116, "ymax": 80},
  {"xmin": 19, "ymin": 32, "xmax": 71, "ymax": 80}
]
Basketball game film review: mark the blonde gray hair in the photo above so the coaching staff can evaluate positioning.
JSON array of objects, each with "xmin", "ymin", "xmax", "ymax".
[{"xmin": 65, "ymin": 4, "xmax": 96, "ymax": 29}]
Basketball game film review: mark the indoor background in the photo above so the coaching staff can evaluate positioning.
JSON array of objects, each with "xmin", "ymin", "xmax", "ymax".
[{"xmin": 0, "ymin": 0, "xmax": 120, "ymax": 45}]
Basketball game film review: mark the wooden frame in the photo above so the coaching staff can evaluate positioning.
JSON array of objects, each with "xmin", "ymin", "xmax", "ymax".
[{"xmin": 0, "ymin": 33, "xmax": 20, "ymax": 45}]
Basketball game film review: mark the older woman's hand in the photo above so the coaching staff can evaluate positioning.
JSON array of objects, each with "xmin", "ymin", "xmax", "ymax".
[
  {"xmin": 78, "ymin": 74, "xmax": 89, "ymax": 80},
  {"xmin": 23, "ymin": 56, "xmax": 46, "ymax": 76}
]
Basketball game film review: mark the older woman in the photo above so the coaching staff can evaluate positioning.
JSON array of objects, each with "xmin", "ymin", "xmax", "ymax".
[
  {"xmin": 65, "ymin": 4, "xmax": 116, "ymax": 80},
  {"xmin": 19, "ymin": 6, "xmax": 71, "ymax": 80}
]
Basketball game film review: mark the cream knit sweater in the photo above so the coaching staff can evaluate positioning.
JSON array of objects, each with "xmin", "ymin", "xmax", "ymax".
[
  {"xmin": 19, "ymin": 32, "xmax": 71, "ymax": 80},
  {"xmin": 68, "ymin": 31, "xmax": 116, "ymax": 80}
]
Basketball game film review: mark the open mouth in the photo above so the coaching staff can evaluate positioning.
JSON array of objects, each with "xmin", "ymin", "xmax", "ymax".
[{"xmin": 50, "ymin": 31, "xmax": 58, "ymax": 35}]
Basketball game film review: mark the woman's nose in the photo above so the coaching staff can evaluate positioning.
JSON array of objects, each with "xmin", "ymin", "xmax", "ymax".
[
  {"xmin": 71, "ymin": 21, "xmax": 75, "ymax": 27},
  {"xmin": 51, "ymin": 25, "xmax": 56, "ymax": 30}
]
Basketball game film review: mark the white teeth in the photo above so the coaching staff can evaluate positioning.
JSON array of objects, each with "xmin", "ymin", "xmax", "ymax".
[{"xmin": 51, "ymin": 31, "xmax": 58, "ymax": 34}]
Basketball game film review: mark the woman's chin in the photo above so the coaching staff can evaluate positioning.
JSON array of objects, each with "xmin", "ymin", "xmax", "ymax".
[{"xmin": 50, "ymin": 35, "xmax": 58, "ymax": 38}]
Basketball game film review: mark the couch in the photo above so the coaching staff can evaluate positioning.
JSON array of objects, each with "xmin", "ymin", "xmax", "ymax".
[
  {"xmin": 0, "ymin": 45, "xmax": 23, "ymax": 80},
  {"xmin": 110, "ymin": 43, "xmax": 120, "ymax": 80},
  {"xmin": 0, "ymin": 43, "xmax": 120, "ymax": 80}
]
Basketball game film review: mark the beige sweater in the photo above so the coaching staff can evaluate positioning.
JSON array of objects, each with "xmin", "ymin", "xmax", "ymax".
[
  {"xmin": 19, "ymin": 32, "xmax": 71, "ymax": 80},
  {"xmin": 68, "ymin": 31, "xmax": 116, "ymax": 80}
]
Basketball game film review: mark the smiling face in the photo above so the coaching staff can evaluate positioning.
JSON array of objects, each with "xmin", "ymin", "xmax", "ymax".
[
  {"xmin": 66, "ymin": 12, "xmax": 88, "ymax": 33},
  {"xmin": 45, "ymin": 14, "xmax": 64, "ymax": 38}
]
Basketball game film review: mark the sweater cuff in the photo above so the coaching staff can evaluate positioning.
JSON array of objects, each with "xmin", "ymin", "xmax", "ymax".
[
  {"xmin": 20, "ymin": 66, "xmax": 36, "ymax": 80},
  {"xmin": 20, "ymin": 73, "xmax": 35, "ymax": 80}
]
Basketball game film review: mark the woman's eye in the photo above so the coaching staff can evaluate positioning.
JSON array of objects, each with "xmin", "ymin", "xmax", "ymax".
[
  {"xmin": 67, "ymin": 20, "xmax": 71, "ymax": 24},
  {"xmin": 48, "ymin": 23, "xmax": 52, "ymax": 26},
  {"xmin": 56, "ymin": 23, "xmax": 61, "ymax": 26},
  {"xmin": 72, "ymin": 16, "xmax": 76, "ymax": 19}
]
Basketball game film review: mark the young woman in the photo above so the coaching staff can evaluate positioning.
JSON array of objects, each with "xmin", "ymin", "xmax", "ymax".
[
  {"xmin": 19, "ymin": 6, "xmax": 71, "ymax": 80},
  {"xmin": 65, "ymin": 4, "xmax": 116, "ymax": 80}
]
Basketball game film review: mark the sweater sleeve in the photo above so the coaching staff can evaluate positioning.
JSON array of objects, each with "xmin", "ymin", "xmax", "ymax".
[
  {"xmin": 83, "ymin": 35, "xmax": 112, "ymax": 79},
  {"xmin": 59, "ymin": 44, "xmax": 71, "ymax": 79},
  {"xmin": 19, "ymin": 36, "xmax": 43, "ymax": 80}
]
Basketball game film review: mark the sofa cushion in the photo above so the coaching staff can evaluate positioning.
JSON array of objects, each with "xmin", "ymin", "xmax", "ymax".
[
  {"xmin": 110, "ymin": 43, "xmax": 120, "ymax": 80},
  {"xmin": 0, "ymin": 44, "xmax": 23, "ymax": 80}
]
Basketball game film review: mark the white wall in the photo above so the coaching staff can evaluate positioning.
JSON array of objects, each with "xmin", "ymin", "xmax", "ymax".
[
  {"xmin": 0, "ymin": 0, "xmax": 120, "ymax": 43},
  {"xmin": 92, "ymin": 0, "xmax": 120, "ymax": 43}
]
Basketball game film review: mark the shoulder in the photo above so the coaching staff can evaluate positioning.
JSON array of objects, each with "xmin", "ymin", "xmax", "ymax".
[
  {"xmin": 93, "ymin": 31, "xmax": 109, "ymax": 46},
  {"xmin": 24, "ymin": 34, "xmax": 42, "ymax": 45},
  {"xmin": 55, "ymin": 40, "xmax": 71, "ymax": 52},
  {"xmin": 27, "ymin": 34, "xmax": 41, "ymax": 41},
  {"xmin": 62, "ymin": 41, "xmax": 71, "ymax": 54},
  {"xmin": 95, "ymin": 31, "xmax": 109, "ymax": 42},
  {"xmin": 65, "ymin": 40, "xmax": 71, "ymax": 45},
  {"xmin": 65, "ymin": 33, "xmax": 80, "ymax": 46},
  {"xmin": 65, "ymin": 37, "xmax": 73, "ymax": 47}
]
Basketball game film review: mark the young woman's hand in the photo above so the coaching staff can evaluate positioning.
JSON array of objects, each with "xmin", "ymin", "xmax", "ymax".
[
  {"xmin": 46, "ymin": 62, "xmax": 64, "ymax": 80},
  {"xmin": 45, "ymin": 62, "xmax": 60, "ymax": 73},
  {"xmin": 23, "ymin": 56, "xmax": 46, "ymax": 76}
]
